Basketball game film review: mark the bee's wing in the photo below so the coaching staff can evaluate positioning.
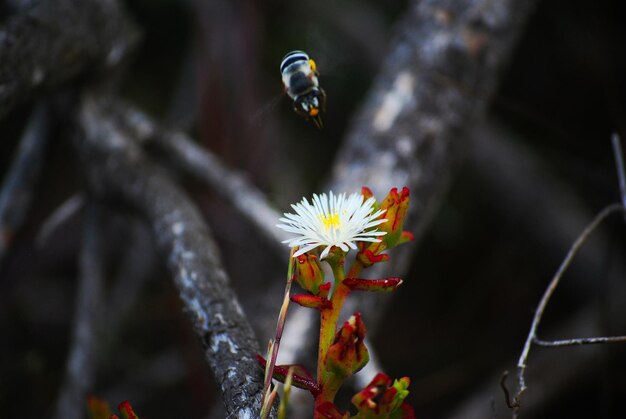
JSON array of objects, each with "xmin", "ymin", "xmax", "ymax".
[{"xmin": 248, "ymin": 92, "xmax": 284, "ymax": 127}]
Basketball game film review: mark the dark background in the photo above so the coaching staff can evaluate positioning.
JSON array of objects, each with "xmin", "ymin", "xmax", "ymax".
[{"xmin": 1, "ymin": 0, "xmax": 625, "ymax": 417}]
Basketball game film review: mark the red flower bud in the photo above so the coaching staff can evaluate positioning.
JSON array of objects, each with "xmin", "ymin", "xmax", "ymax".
[
  {"xmin": 117, "ymin": 401, "xmax": 138, "ymax": 419},
  {"xmin": 295, "ymin": 253, "xmax": 325, "ymax": 295},
  {"xmin": 355, "ymin": 187, "xmax": 412, "ymax": 269},
  {"xmin": 325, "ymin": 313, "xmax": 369, "ymax": 380},
  {"xmin": 351, "ymin": 373, "xmax": 414, "ymax": 419},
  {"xmin": 378, "ymin": 187, "xmax": 411, "ymax": 249}
]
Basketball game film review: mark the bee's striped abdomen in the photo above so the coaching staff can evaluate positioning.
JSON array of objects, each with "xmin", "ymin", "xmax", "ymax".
[{"xmin": 280, "ymin": 51, "xmax": 309, "ymax": 74}]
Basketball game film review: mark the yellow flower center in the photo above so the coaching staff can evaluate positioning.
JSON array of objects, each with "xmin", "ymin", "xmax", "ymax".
[{"xmin": 320, "ymin": 212, "xmax": 341, "ymax": 231}]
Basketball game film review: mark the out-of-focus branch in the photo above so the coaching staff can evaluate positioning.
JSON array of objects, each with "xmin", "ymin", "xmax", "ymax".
[
  {"xmin": 468, "ymin": 118, "xmax": 605, "ymax": 286},
  {"xmin": 53, "ymin": 204, "xmax": 104, "ymax": 419},
  {"xmin": 0, "ymin": 103, "xmax": 49, "ymax": 262},
  {"xmin": 330, "ymin": 0, "xmax": 538, "ymax": 203},
  {"xmin": 281, "ymin": 0, "xmax": 540, "ymax": 375},
  {"xmin": 104, "ymin": 99, "xmax": 288, "ymax": 256},
  {"xmin": 0, "ymin": 0, "xmax": 139, "ymax": 120},
  {"xmin": 103, "ymin": 347, "xmax": 188, "ymax": 410},
  {"xmin": 36, "ymin": 194, "xmax": 84, "ymax": 247},
  {"xmin": 73, "ymin": 94, "xmax": 274, "ymax": 417},
  {"xmin": 106, "ymin": 219, "xmax": 157, "ymax": 330},
  {"xmin": 336, "ymin": 0, "xmax": 538, "ymax": 317},
  {"xmin": 611, "ymin": 134, "xmax": 626, "ymax": 209}
]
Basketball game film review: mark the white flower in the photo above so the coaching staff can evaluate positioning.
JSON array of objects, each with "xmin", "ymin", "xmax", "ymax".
[{"xmin": 276, "ymin": 191, "xmax": 387, "ymax": 259}]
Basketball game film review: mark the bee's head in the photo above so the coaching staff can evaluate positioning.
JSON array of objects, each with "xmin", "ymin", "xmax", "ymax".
[{"xmin": 294, "ymin": 90, "xmax": 325, "ymax": 129}]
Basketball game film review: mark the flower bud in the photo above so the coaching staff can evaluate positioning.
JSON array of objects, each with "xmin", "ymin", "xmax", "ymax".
[
  {"xmin": 378, "ymin": 187, "xmax": 410, "ymax": 249},
  {"xmin": 295, "ymin": 253, "xmax": 325, "ymax": 295},
  {"xmin": 356, "ymin": 187, "xmax": 412, "ymax": 268},
  {"xmin": 324, "ymin": 313, "xmax": 369, "ymax": 380},
  {"xmin": 117, "ymin": 401, "xmax": 139, "ymax": 419},
  {"xmin": 351, "ymin": 373, "xmax": 414, "ymax": 419}
]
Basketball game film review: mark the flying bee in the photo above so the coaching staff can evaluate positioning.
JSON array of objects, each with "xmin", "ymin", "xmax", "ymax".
[{"xmin": 280, "ymin": 50, "xmax": 327, "ymax": 128}]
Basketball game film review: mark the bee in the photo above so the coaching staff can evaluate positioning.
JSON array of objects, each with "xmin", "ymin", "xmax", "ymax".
[{"xmin": 280, "ymin": 50, "xmax": 327, "ymax": 128}]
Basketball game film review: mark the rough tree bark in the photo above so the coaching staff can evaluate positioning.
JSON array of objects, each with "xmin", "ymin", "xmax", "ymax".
[
  {"xmin": 73, "ymin": 95, "xmax": 272, "ymax": 418},
  {"xmin": 0, "ymin": 0, "xmax": 138, "ymax": 119}
]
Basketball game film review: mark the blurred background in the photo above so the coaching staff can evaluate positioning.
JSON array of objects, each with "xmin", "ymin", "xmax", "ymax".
[{"xmin": 1, "ymin": 0, "xmax": 626, "ymax": 417}]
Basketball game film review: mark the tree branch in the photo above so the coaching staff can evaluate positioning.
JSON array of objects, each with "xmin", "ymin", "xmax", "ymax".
[
  {"xmin": 335, "ymin": 0, "xmax": 539, "ymax": 323},
  {"xmin": 73, "ymin": 94, "xmax": 274, "ymax": 417},
  {"xmin": 513, "ymin": 203, "xmax": 625, "ymax": 411},
  {"xmin": 446, "ymin": 303, "xmax": 626, "ymax": 419},
  {"xmin": 0, "ymin": 102, "xmax": 49, "ymax": 262},
  {"xmin": 0, "ymin": 0, "xmax": 139, "ymax": 119},
  {"xmin": 468, "ymin": 118, "xmax": 606, "ymax": 286},
  {"xmin": 53, "ymin": 204, "xmax": 104, "ymax": 419},
  {"xmin": 102, "ymin": 99, "xmax": 289, "ymax": 257},
  {"xmin": 330, "ymin": 0, "xmax": 538, "ymax": 201},
  {"xmin": 534, "ymin": 336, "xmax": 626, "ymax": 347},
  {"xmin": 611, "ymin": 133, "xmax": 626, "ymax": 209}
]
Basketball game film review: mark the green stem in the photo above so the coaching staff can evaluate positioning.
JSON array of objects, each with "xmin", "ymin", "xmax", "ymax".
[
  {"xmin": 346, "ymin": 258, "xmax": 366, "ymax": 280},
  {"xmin": 317, "ymin": 253, "xmax": 345, "ymax": 381},
  {"xmin": 317, "ymin": 283, "xmax": 350, "ymax": 403},
  {"xmin": 315, "ymin": 253, "xmax": 373, "ymax": 408}
]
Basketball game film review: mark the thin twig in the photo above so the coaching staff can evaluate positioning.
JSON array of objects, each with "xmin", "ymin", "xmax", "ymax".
[
  {"xmin": 0, "ymin": 103, "xmax": 49, "ymax": 262},
  {"xmin": 446, "ymin": 304, "xmax": 626, "ymax": 419},
  {"xmin": 534, "ymin": 335, "xmax": 626, "ymax": 347},
  {"xmin": 36, "ymin": 194, "xmax": 84, "ymax": 247},
  {"xmin": 262, "ymin": 247, "xmax": 297, "ymax": 418},
  {"xmin": 611, "ymin": 133, "xmax": 626, "ymax": 209},
  {"xmin": 514, "ymin": 203, "xmax": 625, "ymax": 410},
  {"xmin": 53, "ymin": 204, "xmax": 104, "ymax": 419},
  {"xmin": 500, "ymin": 371, "xmax": 515, "ymax": 409}
]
